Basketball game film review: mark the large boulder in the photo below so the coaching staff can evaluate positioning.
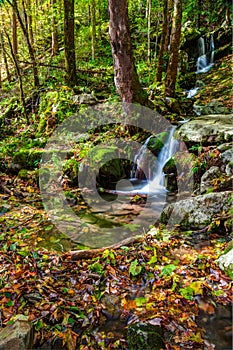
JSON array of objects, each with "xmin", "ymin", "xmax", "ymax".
[
  {"xmin": 161, "ymin": 191, "xmax": 233, "ymax": 229},
  {"xmin": 176, "ymin": 115, "xmax": 233, "ymax": 144},
  {"xmin": 217, "ymin": 248, "xmax": 233, "ymax": 274},
  {"xmin": 0, "ymin": 320, "xmax": 33, "ymax": 350}
]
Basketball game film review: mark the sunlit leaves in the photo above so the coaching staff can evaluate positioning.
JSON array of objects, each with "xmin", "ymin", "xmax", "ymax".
[
  {"xmin": 129, "ymin": 259, "xmax": 142, "ymax": 276},
  {"xmin": 160, "ymin": 264, "xmax": 177, "ymax": 277}
]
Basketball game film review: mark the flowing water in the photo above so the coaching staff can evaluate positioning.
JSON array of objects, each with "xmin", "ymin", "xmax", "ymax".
[
  {"xmin": 118, "ymin": 125, "xmax": 179, "ymax": 195},
  {"xmin": 196, "ymin": 35, "xmax": 215, "ymax": 74},
  {"xmin": 187, "ymin": 35, "xmax": 215, "ymax": 98}
]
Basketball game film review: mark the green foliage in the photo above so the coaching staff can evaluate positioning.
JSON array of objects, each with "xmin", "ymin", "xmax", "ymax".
[
  {"xmin": 160, "ymin": 264, "xmax": 177, "ymax": 277},
  {"xmin": 129, "ymin": 259, "xmax": 142, "ymax": 276}
]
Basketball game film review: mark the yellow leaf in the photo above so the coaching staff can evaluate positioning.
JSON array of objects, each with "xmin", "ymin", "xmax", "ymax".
[{"xmin": 190, "ymin": 281, "xmax": 203, "ymax": 295}]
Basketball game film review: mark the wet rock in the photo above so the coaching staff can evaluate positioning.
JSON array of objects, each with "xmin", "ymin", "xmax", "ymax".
[
  {"xmin": 196, "ymin": 100, "xmax": 231, "ymax": 115},
  {"xmin": 221, "ymin": 147, "xmax": 233, "ymax": 164},
  {"xmin": 217, "ymin": 248, "xmax": 233, "ymax": 273},
  {"xmin": 0, "ymin": 204, "xmax": 12, "ymax": 216},
  {"xmin": 101, "ymin": 295, "xmax": 122, "ymax": 320},
  {"xmin": 200, "ymin": 166, "xmax": 221, "ymax": 194},
  {"xmin": 0, "ymin": 320, "xmax": 33, "ymax": 350},
  {"xmin": 127, "ymin": 322, "xmax": 164, "ymax": 350},
  {"xmin": 72, "ymin": 93, "xmax": 98, "ymax": 105},
  {"xmin": 176, "ymin": 114, "xmax": 233, "ymax": 144},
  {"xmin": 161, "ymin": 191, "xmax": 233, "ymax": 229}
]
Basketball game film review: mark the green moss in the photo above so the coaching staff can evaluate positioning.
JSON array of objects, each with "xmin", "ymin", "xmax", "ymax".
[
  {"xmin": 127, "ymin": 323, "xmax": 164, "ymax": 350},
  {"xmin": 13, "ymin": 149, "xmax": 43, "ymax": 169},
  {"xmin": 148, "ymin": 132, "xmax": 168, "ymax": 156},
  {"xmin": 18, "ymin": 169, "xmax": 30, "ymax": 179}
]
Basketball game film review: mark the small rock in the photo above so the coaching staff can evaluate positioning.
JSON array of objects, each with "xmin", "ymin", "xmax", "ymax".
[
  {"xmin": 72, "ymin": 93, "xmax": 98, "ymax": 105},
  {"xmin": 0, "ymin": 204, "xmax": 12, "ymax": 216},
  {"xmin": 0, "ymin": 320, "xmax": 33, "ymax": 350}
]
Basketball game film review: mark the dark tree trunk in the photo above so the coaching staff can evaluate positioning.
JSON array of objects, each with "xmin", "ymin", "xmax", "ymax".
[
  {"xmin": 12, "ymin": 7, "xmax": 18, "ymax": 58},
  {"xmin": 63, "ymin": 0, "xmax": 77, "ymax": 86},
  {"xmin": 165, "ymin": 0, "xmax": 182, "ymax": 97},
  {"xmin": 156, "ymin": 0, "xmax": 168, "ymax": 82},
  {"xmin": 108, "ymin": 0, "xmax": 149, "ymax": 106}
]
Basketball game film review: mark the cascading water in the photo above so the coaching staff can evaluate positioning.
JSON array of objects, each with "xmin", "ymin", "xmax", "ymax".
[
  {"xmin": 117, "ymin": 125, "xmax": 178, "ymax": 195},
  {"xmin": 131, "ymin": 135, "xmax": 153, "ymax": 180},
  {"xmin": 187, "ymin": 34, "xmax": 215, "ymax": 98},
  {"xmin": 196, "ymin": 35, "xmax": 215, "ymax": 74},
  {"xmin": 138, "ymin": 125, "xmax": 178, "ymax": 194}
]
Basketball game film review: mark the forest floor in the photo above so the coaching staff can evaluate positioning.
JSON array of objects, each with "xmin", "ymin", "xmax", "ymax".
[{"xmin": 0, "ymin": 55, "xmax": 232, "ymax": 349}]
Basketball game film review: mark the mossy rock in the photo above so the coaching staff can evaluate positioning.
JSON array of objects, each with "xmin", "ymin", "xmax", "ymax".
[
  {"xmin": 148, "ymin": 132, "xmax": 168, "ymax": 156},
  {"xmin": 127, "ymin": 323, "xmax": 164, "ymax": 350},
  {"xmin": 13, "ymin": 149, "xmax": 43, "ymax": 169},
  {"xmin": 18, "ymin": 169, "xmax": 31, "ymax": 179}
]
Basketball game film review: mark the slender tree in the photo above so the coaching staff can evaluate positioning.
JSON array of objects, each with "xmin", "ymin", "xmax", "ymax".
[
  {"xmin": 63, "ymin": 0, "xmax": 77, "ymax": 86},
  {"xmin": 108, "ymin": 0, "xmax": 149, "ymax": 106},
  {"xmin": 0, "ymin": 29, "xmax": 11, "ymax": 83},
  {"xmin": 165, "ymin": 0, "xmax": 182, "ymax": 96},
  {"xmin": 147, "ymin": 0, "xmax": 152, "ymax": 63},
  {"xmin": 90, "ymin": 0, "xmax": 96, "ymax": 60},
  {"xmin": 4, "ymin": 28, "xmax": 28, "ymax": 123},
  {"xmin": 156, "ymin": 0, "xmax": 168, "ymax": 82},
  {"xmin": 51, "ymin": 0, "xmax": 59, "ymax": 55},
  {"xmin": 6, "ymin": 0, "xmax": 39, "ymax": 87},
  {"xmin": 12, "ymin": 7, "xmax": 18, "ymax": 58}
]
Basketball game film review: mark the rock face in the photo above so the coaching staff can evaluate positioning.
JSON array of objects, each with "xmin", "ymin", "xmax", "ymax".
[
  {"xmin": 217, "ymin": 248, "xmax": 233, "ymax": 273},
  {"xmin": 176, "ymin": 115, "xmax": 233, "ymax": 144},
  {"xmin": 0, "ymin": 320, "xmax": 33, "ymax": 350},
  {"xmin": 200, "ymin": 166, "xmax": 221, "ymax": 194},
  {"xmin": 162, "ymin": 191, "xmax": 232, "ymax": 229}
]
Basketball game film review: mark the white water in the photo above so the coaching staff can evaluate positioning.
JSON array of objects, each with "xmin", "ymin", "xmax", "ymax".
[
  {"xmin": 118, "ymin": 126, "xmax": 178, "ymax": 195},
  {"xmin": 187, "ymin": 35, "xmax": 215, "ymax": 98},
  {"xmin": 196, "ymin": 35, "xmax": 215, "ymax": 74}
]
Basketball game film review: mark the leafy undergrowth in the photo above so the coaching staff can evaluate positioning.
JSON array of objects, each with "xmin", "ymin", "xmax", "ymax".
[
  {"xmin": 194, "ymin": 54, "xmax": 232, "ymax": 111},
  {"xmin": 0, "ymin": 179, "xmax": 232, "ymax": 349}
]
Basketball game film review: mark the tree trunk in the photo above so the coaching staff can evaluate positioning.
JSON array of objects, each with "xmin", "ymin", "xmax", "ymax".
[
  {"xmin": 51, "ymin": 0, "xmax": 59, "ymax": 55},
  {"xmin": 153, "ymin": 8, "xmax": 161, "ymax": 62},
  {"xmin": 27, "ymin": 0, "xmax": 35, "ymax": 49},
  {"xmin": 156, "ymin": 0, "xmax": 168, "ymax": 82},
  {"xmin": 165, "ymin": 0, "xmax": 182, "ymax": 97},
  {"xmin": 63, "ymin": 0, "xmax": 77, "ymax": 86},
  {"xmin": 108, "ymin": 0, "xmax": 149, "ymax": 106},
  {"xmin": 90, "ymin": 0, "xmax": 96, "ymax": 60},
  {"xmin": 164, "ymin": 0, "xmax": 173, "ymax": 52},
  {"xmin": 7, "ymin": 0, "xmax": 39, "ymax": 87},
  {"xmin": 4, "ymin": 28, "xmax": 28, "ymax": 123},
  {"xmin": 12, "ymin": 7, "xmax": 18, "ymax": 58},
  {"xmin": 147, "ymin": 0, "xmax": 152, "ymax": 63},
  {"xmin": 0, "ymin": 31, "xmax": 11, "ymax": 83}
]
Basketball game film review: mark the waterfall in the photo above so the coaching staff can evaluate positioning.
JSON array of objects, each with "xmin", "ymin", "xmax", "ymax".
[
  {"xmin": 131, "ymin": 135, "xmax": 153, "ymax": 180},
  {"xmin": 196, "ymin": 35, "xmax": 215, "ymax": 74},
  {"xmin": 187, "ymin": 34, "xmax": 215, "ymax": 98},
  {"xmin": 129, "ymin": 126, "xmax": 178, "ymax": 194}
]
